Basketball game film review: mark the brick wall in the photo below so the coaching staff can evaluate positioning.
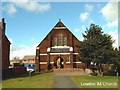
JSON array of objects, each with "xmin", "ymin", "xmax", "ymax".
[
  {"xmin": 2, "ymin": 67, "xmax": 27, "ymax": 80},
  {"xmin": 2, "ymin": 35, "xmax": 10, "ymax": 68}
]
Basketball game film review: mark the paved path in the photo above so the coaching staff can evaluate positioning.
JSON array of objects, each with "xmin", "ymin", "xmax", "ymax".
[
  {"xmin": 53, "ymin": 68, "xmax": 90, "ymax": 76},
  {"xmin": 53, "ymin": 76, "xmax": 79, "ymax": 88},
  {"xmin": 54, "ymin": 72, "xmax": 87, "ymax": 76}
]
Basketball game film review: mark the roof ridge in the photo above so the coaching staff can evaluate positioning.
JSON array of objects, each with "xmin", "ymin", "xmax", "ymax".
[{"xmin": 54, "ymin": 19, "xmax": 66, "ymax": 28}]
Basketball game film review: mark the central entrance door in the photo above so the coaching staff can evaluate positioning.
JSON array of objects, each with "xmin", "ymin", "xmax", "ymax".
[{"xmin": 54, "ymin": 57, "xmax": 64, "ymax": 68}]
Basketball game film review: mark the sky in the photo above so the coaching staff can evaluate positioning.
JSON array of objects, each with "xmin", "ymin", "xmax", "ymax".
[{"xmin": 1, "ymin": 0, "xmax": 119, "ymax": 60}]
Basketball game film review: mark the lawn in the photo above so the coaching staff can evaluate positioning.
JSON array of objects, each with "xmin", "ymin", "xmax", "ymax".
[
  {"xmin": 2, "ymin": 73, "xmax": 53, "ymax": 88},
  {"xmin": 2, "ymin": 72, "xmax": 119, "ymax": 89},
  {"xmin": 72, "ymin": 75, "xmax": 119, "ymax": 88}
]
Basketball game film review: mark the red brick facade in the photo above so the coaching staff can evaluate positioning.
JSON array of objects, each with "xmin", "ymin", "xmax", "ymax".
[
  {"xmin": 0, "ymin": 18, "xmax": 10, "ymax": 69},
  {"xmin": 35, "ymin": 20, "xmax": 82, "ymax": 72}
]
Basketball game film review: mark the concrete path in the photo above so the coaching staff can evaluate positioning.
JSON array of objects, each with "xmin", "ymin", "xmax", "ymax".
[
  {"xmin": 54, "ymin": 72, "xmax": 87, "ymax": 76},
  {"xmin": 53, "ymin": 76, "xmax": 79, "ymax": 88},
  {"xmin": 53, "ymin": 68, "xmax": 90, "ymax": 76}
]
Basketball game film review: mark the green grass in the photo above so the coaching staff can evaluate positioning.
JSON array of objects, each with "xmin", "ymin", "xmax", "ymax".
[
  {"xmin": 72, "ymin": 75, "xmax": 119, "ymax": 88},
  {"xmin": 2, "ymin": 73, "xmax": 53, "ymax": 88},
  {"xmin": 2, "ymin": 72, "xmax": 119, "ymax": 89}
]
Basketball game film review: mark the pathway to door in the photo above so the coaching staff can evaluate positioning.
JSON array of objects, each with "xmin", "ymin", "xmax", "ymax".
[
  {"xmin": 53, "ymin": 76, "xmax": 79, "ymax": 88},
  {"xmin": 53, "ymin": 67, "xmax": 91, "ymax": 88},
  {"xmin": 53, "ymin": 68, "xmax": 90, "ymax": 88}
]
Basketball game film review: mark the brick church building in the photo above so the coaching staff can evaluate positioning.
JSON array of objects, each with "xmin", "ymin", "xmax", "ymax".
[{"xmin": 35, "ymin": 20, "xmax": 82, "ymax": 72}]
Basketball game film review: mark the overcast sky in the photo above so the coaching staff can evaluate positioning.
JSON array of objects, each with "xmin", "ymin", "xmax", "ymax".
[{"xmin": 1, "ymin": 0, "xmax": 118, "ymax": 60}]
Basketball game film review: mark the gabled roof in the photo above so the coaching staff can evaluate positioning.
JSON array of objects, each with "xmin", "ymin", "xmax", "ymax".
[
  {"xmin": 37, "ymin": 20, "xmax": 81, "ymax": 47},
  {"xmin": 54, "ymin": 20, "xmax": 66, "ymax": 27},
  {"xmin": 0, "ymin": 18, "xmax": 11, "ymax": 44},
  {"xmin": 23, "ymin": 55, "xmax": 35, "ymax": 60}
]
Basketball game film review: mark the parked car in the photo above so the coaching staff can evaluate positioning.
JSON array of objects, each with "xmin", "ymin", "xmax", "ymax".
[{"xmin": 26, "ymin": 64, "xmax": 35, "ymax": 72}]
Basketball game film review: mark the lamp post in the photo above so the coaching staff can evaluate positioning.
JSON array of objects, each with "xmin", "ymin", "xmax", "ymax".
[{"xmin": 90, "ymin": 62, "xmax": 94, "ymax": 75}]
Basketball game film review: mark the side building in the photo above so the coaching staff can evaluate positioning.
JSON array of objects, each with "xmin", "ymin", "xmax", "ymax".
[
  {"xmin": 0, "ymin": 18, "xmax": 11, "ymax": 79},
  {"xmin": 35, "ymin": 20, "xmax": 83, "ymax": 73},
  {"xmin": 0, "ymin": 18, "xmax": 11, "ymax": 69}
]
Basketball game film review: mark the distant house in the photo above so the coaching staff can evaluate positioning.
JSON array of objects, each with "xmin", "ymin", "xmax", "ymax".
[
  {"xmin": 22, "ymin": 55, "xmax": 35, "ymax": 68},
  {"xmin": 0, "ymin": 18, "xmax": 11, "ymax": 69},
  {"xmin": 10, "ymin": 59, "xmax": 22, "ymax": 68},
  {"xmin": 10, "ymin": 55, "xmax": 35, "ymax": 69}
]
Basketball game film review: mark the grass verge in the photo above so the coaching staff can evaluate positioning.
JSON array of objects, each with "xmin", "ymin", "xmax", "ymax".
[
  {"xmin": 72, "ymin": 75, "xmax": 118, "ymax": 88},
  {"xmin": 2, "ymin": 73, "xmax": 53, "ymax": 88}
]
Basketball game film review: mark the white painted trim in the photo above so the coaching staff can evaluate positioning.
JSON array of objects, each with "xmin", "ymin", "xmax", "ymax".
[
  {"xmin": 73, "ymin": 62, "xmax": 81, "ymax": 64},
  {"xmin": 36, "ymin": 47, "xmax": 39, "ymax": 49},
  {"xmin": 40, "ymin": 62, "xmax": 47, "ymax": 64},
  {"xmin": 40, "ymin": 62, "xmax": 82, "ymax": 64},
  {"xmin": 50, "ymin": 53, "xmax": 70, "ymax": 55},
  {"xmin": 73, "ymin": 53, "xmax": 78, "ymax": 55},
  {"xmin": 50, "ymin": 62, "xmax": 54, "ymax": 64},
  {"xmin": 47, "ymin": 48, "xmax": 51, "ymax": 52},
  {"xmin": 40, "ymin": 54, "xmax": 47, "ymax": 55},
  {"xmin": 54, "ymin": 27, "xmax": 67, "ymax": 29},
  {"xmin": 66, "ymin": 61, "xmax": 71, "ymax": 64},
  {"xmin": 70, "ymin": 47, "xmax": 73, "ymax": 51},
  {"xmin": 39, "ymin": 53, "xmax": 78, "ymax": 56},
  {"xmin": 51, "ymin": 46, "xmax": 70, "ymax": 48}
]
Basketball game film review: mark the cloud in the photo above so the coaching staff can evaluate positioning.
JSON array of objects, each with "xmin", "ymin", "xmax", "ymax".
[
  {"xmin": 3, "ymin": 1, "xmax": 51, "ymax": 15},
  {"xmin": 118, "ymin": 33, "xmax": 120, "ymax": 47},
  {"xmin": 6, "ymin": 0, "xmax": 33, "ymax": 2},
  {"xmin": 101, "ymin": 2, "xmax": 118, "ymax": 22},
  {"xmin": 10, "ymin": 44, "xmax": 37, "ymax": 60},
  {"xmin": 78, "ymin": 25, "xmax": 87, "ymax": 41},
  {"xmin": 108, "ymin": 30, "xmax": 118, "ymax": 48},
  {"xmin": 84, "ymin": 4, "xmax": 93, "ymax": 12},
  {"xmin": 74, "ymin": 28, "xmax": 79, "ymax": 33},
  {"xmin": 14, "ymin": 2, "xmax": 51, "ymax": 12},
  {"xmin": 107, "ymin": 20, "xmax": 118, "ymax": 28},
  {"xmin": 79, "ymin": 36, "xmax": 84, "ymax": 41},
  {"xmin": 80, "ymin": 4, "xmax": 94, "ymax": 22},
  {"xmin": 101, "ymin": 2, "xmax": 118, "ymax": 37},
  {"xmin": 80, "ymin": 12, "xmax": 89, "ymax": 22},
  {"xmin": 3, "ymin": 3, "xmax": 17, "ymax": 15}
]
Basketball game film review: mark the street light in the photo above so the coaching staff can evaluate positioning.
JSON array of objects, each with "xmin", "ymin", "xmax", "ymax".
[{"xmin": 90, "ymin": 62, "xmax": 94, "ymax": 75}]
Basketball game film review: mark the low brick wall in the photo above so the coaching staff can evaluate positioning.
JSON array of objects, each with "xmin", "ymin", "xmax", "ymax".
[
  {"xmin": 14, "ymin": 67, "xmax": 26, "ymax": 76},
  {"xmin": 2, "ymin": 68, "xmax": 14, "ymax": 79},
  {"xmin": 2, "ymin": 67, "xmax": 27, "ymax": 80}
]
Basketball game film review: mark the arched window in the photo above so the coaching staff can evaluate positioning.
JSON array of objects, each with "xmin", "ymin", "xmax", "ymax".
[
  {"xmin": 58, "ymin": 33, "xmax": 63, "ymax": 46},
  {"xmin": 54, "ymin": 38, "xmax": 57, "ymax": 46},
  {"xmin": 64, "ymin": 37, "xmax": 67, "ymax": 46}
]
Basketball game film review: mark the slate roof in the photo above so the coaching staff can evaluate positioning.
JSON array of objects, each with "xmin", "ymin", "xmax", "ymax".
[{"xmin": 23, "ymin": 55, "xmax": 35, "ymax": 60}]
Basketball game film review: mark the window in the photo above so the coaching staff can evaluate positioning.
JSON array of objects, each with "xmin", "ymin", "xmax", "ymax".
[
  {"xmin": 50, "ymin": 57, "xmax": 52, "ymax": 62},
  {"xmin": 54, "ymin": 38, "xmax": 57, "ymax": 46},
  {"xmin": 58, "ymin": 33, "xmax": 63, "ymax": 46},
  {"xmin": 64, "ymin": 37, "xmax": 67, "ymax": 46}
]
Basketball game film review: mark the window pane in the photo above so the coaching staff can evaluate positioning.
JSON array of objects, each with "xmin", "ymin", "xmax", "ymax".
[
  {"xmin": 54, "ymin": 38, "xmax": 57, "ymax": 46},
  {"xmin": 58, "ymin": 33, "xmax": 62, "ymax": 46},
  {"xmin": 64, "ymin": 37, "xmax": 67, "ymax": 46}
]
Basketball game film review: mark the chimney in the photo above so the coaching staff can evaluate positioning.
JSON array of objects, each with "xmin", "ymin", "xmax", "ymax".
[{"xmin": 1, "ymin": 18, "xmax": 6, "ymax": 35}]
